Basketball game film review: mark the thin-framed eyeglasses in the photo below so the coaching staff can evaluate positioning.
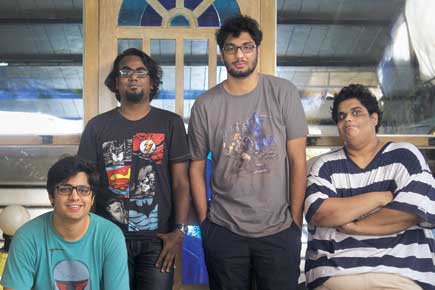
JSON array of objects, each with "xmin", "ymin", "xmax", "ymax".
[
  {"xmin": 119, "ymin": 68, "xmax": 149, "ymax": 78},
  {"xmin": 222, "ymin": 43, "xmax": 257, "ymax": 55},
  {"xmin": 55, "ymin": 184, "xmax": 92, "ymax": 197}
]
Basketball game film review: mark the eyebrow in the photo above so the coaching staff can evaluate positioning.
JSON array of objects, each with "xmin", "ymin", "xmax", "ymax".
[
  {"xmin": 338, "ymin": 106, "xmax": 364, "ymax": 114},
  {"xmin": 119, "ymin": 66, "xmax": 146, "ymax": 70}
]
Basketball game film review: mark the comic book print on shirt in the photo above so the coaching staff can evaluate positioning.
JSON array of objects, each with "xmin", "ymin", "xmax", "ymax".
[
  {"xmin": 102, "ymin": 133, "xmax": 165, "ymax": 232},
  {"xmin": 132, "ymin": 133, "xmax": 164, "ymax": 164},
  {"xmin": 103, "ymin": 140, "xmax": 132, "ymax": 196},
  {"xmin": 223, "ymin": 112, "xmax": 277, "ymax": 174}
]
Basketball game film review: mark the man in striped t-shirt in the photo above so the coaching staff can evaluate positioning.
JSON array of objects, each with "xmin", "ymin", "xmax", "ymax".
[{"xmin": 304, "ymin": 84, "xmax": 435, "ymax": 290}]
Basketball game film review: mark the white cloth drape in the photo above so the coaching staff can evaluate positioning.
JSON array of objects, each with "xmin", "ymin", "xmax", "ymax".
[{"xmin": 405, "ymin": 0, "xmax": 435, "ymax": 81}]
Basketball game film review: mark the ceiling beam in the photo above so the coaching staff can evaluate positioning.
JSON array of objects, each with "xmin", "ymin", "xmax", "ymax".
[
  {"xmin": 277, "ymin": 14, "xmax": 393, "ymax": 26},
  {"xmin": 0, "ymin": 54, "xmax": 82, "ymax": 66},
  {"xmin": 277, "ymin": 56, "xmax": 379, "ymax": 67},
  {"xmin": 0, "ymin": 11, "xmax": 82, "ymax": 24},
  {"xmin": 0, "ymin": 54, "xmax": 379, "ymax": 67}
]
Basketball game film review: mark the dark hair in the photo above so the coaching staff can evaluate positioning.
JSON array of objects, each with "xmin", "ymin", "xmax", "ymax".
[
  {"xmin": 46, "ymin": 155, "xmax": 99, "ymax": 197},
  {"xmin": 216, "ymin": 15, "xmax": 263, "ymax": 50},
  {"xmin": 331, "ymin": 84, "xmax": 383, "ymax": 132},
  {"xmin": 104, "ymin": 48, "xmax": 163, "ymax": 102}
]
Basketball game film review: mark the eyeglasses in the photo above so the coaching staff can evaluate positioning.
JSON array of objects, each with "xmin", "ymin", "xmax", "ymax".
[
  {"xmin": 118, "ymin": 68, "xmax": 149, "ymax": 78},
  {"xmin": 222, "ymin": 43, "xmax": 256, "ymax": 55},
  {"xmin": 55, "ymin": 184, "xmax": 92, "ymax": 197}
]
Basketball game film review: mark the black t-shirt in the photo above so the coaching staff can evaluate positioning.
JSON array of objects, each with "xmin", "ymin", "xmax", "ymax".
[{"xmin": 78, "ymin": 107, "xmax": 190, "ymax": 238}]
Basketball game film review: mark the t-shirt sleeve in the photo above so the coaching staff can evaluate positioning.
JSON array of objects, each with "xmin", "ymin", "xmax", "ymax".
[
  {"xmin": 384, "ymin": 144, "xmax": 435, "ymax": 228},
  {"xmin": 78, "ymin": 121, "xmax": 99, "ymax": 164},
  {"xmin": 168, "ymin": 115, "xmax": 191, "ymax": 163},
  {"xmin": 1, "ymin": 229, "xmax": 36, "ymax": 289},
  {"xmin": 282, "ymin": 81, "xmax": 308, "ymax": 140},
  {"xmin": 188, "ymin": 101, "xmax": 209, "ymax": 160},
  {"xmin": 304, "ymin": 159, "xmax": 337, "ymax": 223},
  {"xmin": 103, "ymin": 226, "xmax": 129, "ymax": 290}
]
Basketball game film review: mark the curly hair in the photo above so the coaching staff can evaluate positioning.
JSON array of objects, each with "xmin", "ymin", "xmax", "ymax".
[
  {"xmin": 46, "ymin": 155, "xmax": 99, "ymax": 198},
  {"xmin": 104, "ymin": 48, "xmax": 163, "ymax": 102},
  {"xmin": 331, "ymin": 84, "xmax": 383, "ymax": 132},
  {"xmin": 216, "ymin": 15, "xmax": 263, "ymax": 50}
]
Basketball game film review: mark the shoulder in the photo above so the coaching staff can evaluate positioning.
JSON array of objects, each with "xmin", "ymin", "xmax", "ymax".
[
  {"xmin": 89, "ymin": 213, "xmax": 124, "ymax": 237},
  {"xmin": 151, "ymin": 107, "xmax": 183, "ymax": 121},
  {"xmin": 309, "ymin": 148, "xmax": 345, "ymax": 176},
  {"xmin": 13, "ymin": 212, "xmax": 51, "ymax": 241},
  {"xmin": 85, "ymin": 109, "xmax": 118, "ymax": 128},
  {"xmin": 383, "ymin": 141, "xmax": 429, "ymax": 171},
  {"xmin": 193, "ymin": 83, "xmax": 225, "ymax": 106},
  {"xmin": 261, "ymin": 74, "xmax": 298, "ymax": 91}
]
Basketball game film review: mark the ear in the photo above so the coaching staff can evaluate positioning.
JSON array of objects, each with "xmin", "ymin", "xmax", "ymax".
[
  {"xmin": 370, "ymin": 112, "xmax": 379, "ymax": 127},
  {"xmin": 48, "ymin": 194, "xmax": 54, "ymax": 207}
]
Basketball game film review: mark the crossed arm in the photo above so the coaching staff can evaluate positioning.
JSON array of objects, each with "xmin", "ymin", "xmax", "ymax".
[{"xmin": 309, "ymin": 189, "xmax": 422, "ymax": 235}]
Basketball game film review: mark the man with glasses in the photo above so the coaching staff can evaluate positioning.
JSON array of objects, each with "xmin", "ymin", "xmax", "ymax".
[
  {"xmin": 1, "ymin": 155, "xmax": 129, "ymax": 290},
  {"xmin": 78, "ymin": 48, "xmax": 190, "ymax": 290},
  {"xmin": 189, "ymin": 15, "xmax": 308, "ymax": 290}
]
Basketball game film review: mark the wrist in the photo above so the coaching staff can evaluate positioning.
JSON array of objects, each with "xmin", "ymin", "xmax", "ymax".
[{"xmin": 175, "ymin": 223, "xmax": 188, "ymax": 236}]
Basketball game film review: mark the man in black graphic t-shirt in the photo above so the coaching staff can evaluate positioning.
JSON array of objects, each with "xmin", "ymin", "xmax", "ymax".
[{"xmin": 78, "ymin": 48, "xmax": 191, "ymax": 290}]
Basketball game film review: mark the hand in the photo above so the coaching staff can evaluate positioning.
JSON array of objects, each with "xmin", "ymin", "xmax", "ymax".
[
  {"xmin": 337, "ymin": 222, "xmax": 358, "ymax": 235},
  {"xmin": 155, "ymin": 230, "xmax": 184, "ymax": 272},
  {"xmin": 381, "ymin": 191, "xmax": 394, "ymax": 206}
]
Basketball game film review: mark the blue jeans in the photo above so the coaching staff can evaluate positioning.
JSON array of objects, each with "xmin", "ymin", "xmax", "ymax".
[
  {"xmin": 126, "ymin": 238, "xmax": 174, "ymax": 290},
  {"xmin": 201, "ymin": 219, "xmax": 302, "ymax": 290}
]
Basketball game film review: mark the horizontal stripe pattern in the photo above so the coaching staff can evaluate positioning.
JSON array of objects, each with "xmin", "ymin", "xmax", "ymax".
[{"xmin": 305, "ymin": 142, "xmax": 435, "ymax": 290}]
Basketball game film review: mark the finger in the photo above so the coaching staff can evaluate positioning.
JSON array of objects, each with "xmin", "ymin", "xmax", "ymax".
[{"xmin": 162, "ymin": 252, "xmax": 175, "ymax": 272}]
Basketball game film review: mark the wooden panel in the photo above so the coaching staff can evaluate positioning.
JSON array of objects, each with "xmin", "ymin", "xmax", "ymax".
[
  {"xmin": 83, "ymin": 0, "xmax": 99, "ymax": 122},
  {"xmin": 260, "ymin": 0, "xmax": 276, "ymax": 75}
]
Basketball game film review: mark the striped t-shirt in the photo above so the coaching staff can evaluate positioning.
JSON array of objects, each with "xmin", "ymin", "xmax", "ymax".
[{"xmin": 304, "ymin": 142, "xmax": 435, "ymax": 290}]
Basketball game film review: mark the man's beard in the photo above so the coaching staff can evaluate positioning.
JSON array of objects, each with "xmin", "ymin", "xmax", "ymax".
[
  {"xmin": 125, "ymin": 90, "xmax": 145, "ymax": 103},
  {"xmin": 225, "ymin": 56, "xmax": 258, "ymax": 78}
]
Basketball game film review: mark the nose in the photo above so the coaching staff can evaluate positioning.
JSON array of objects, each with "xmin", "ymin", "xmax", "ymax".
[
  {"xmin": 235, "ymin": 47, "xmax": 245, "ymax": 58},
  {"xmin": 68, "ymin": 188, "xmax": 80, "ymax": 201}
]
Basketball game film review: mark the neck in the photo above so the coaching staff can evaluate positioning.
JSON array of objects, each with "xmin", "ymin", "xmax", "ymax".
[
  {"xmin": 119, "ymin": 101, "xmax": 151, "ymax": 121},
  {"xmin": 346, "ymin": 137, "xmax": 383, "ymax": 161},
  {"xmin": 52, "ymin": 214, "xmax": 90, "ymax": 242},
  {"xmin": 224, "ymin": 71, "xmax": 259, "ymax": 95}
]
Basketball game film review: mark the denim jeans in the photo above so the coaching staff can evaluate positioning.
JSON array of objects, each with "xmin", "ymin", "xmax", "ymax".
[
  {"xmin": 201, "ymin": 219, "xmax": 302, "ymax": 290},
  {"xmin": 126, "ymin": 238, "xmax": 174, "ymax": 290}
]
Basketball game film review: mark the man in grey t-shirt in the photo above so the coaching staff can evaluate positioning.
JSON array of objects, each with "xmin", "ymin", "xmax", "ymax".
[{"xmin": 189, "ymin": 15, "xmax": 308, "ymax": 290}]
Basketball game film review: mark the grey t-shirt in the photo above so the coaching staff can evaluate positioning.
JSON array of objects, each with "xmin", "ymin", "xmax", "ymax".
[{"xmin": 188, "ymin": 74, "xmax": 308, "ymax": 237}]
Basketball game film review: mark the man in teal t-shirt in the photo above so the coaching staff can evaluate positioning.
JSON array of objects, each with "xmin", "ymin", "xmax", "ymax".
[{"xmin": 1, "ymin": 156, "xmax": 129, "ymax": 290}]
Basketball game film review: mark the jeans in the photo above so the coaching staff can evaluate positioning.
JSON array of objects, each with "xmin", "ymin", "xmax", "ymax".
[
  {"xmin": 201, "ymin": 219, "xmax": 302, "ymax": 290},
  {"xmin": 126, "ymin": 238, "xmax": 174, "ymax": 290}
]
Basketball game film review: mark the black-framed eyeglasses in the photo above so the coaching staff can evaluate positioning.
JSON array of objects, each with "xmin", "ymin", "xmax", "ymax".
[
  {"xmin": 55, "ymin": 184, "xmax": 92, "ymax": 196},
  {"xmin": 222, "ymin": 43, "xmax": 257, "ymax": 55},
  {"xmin": 118, "ymin": 68, "xmax": 149, "ymax": 78}
]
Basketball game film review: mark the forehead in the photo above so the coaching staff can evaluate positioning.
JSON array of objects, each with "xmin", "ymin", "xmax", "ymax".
[
  {"xmin": 63, "ymin": 171, "xmax": 89, "ymax": 185},
  {"xmin": 337, "ymin": 98, "xmax": 367, "ymax": 112},
  {"xmin": 118, "ymin": 55, "xmax": 145, "ymax": 68},
  {"xmin": 224, "ymin": 31, "xmax": 254, "ymax": 45}
]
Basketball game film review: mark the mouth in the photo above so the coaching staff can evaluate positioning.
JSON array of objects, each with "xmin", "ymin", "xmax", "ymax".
[
  {"xmin": 66, "ymin": 204, "xmax": 83, "ymax": 211},
  {"xmin": 233, "ymin": 61, "xmax": 247, "ymax": 69}
]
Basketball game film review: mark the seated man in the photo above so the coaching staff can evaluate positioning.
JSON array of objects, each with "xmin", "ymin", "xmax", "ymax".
[
  {"xmin": 1, "ymin": 155, "xmax": 129, "ymax": 290},
  {"xmin": 304, "ymin": 84, "xmax": 435, "ymax": 290}
]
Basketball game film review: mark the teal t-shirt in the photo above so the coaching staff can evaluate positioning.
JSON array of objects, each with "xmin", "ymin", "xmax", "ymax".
[{"xmin": 1, "ymin": 212, "xmax": 129, "ymax": 290}]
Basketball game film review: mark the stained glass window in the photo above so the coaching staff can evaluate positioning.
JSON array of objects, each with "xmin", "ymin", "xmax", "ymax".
[{"xmin": 118, "ymin": 0, "xmax": 240, "ymax": 27}]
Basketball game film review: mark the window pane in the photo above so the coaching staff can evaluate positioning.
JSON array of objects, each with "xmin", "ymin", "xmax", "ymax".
[
  {"xmin": 184, "ymin": 39, "xmax": 208, "ymax": 119},
  {"xmin": 0, "ymin": 66, "xmax": 83, "ymax": 135},
  {"xmin": 151, "ymin": 39, "xmax": 176, "ymax": 112}
]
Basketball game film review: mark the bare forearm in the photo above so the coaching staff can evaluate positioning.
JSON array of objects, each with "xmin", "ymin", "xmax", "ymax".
[
  {"xmin": 290, "ymin": 159, "xmax": 306, "ymax": 227},
  {"xmin": 339, "ymin": 208, "xmax": 422, "ymax": 236},
  {"xmin": 171, "ymin": 162, "xmax": 190, "ymax": 224},
  {"xmin": 189, "ymin": 160, "xmax": 208, "ymax": 223},
  {"xmin": 310, "ymin": 191, "xmax": 392, "ymax": 227},
  {"xmin": 287, "ymin": 137, "xmax": 307, "ymax": 227}
]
